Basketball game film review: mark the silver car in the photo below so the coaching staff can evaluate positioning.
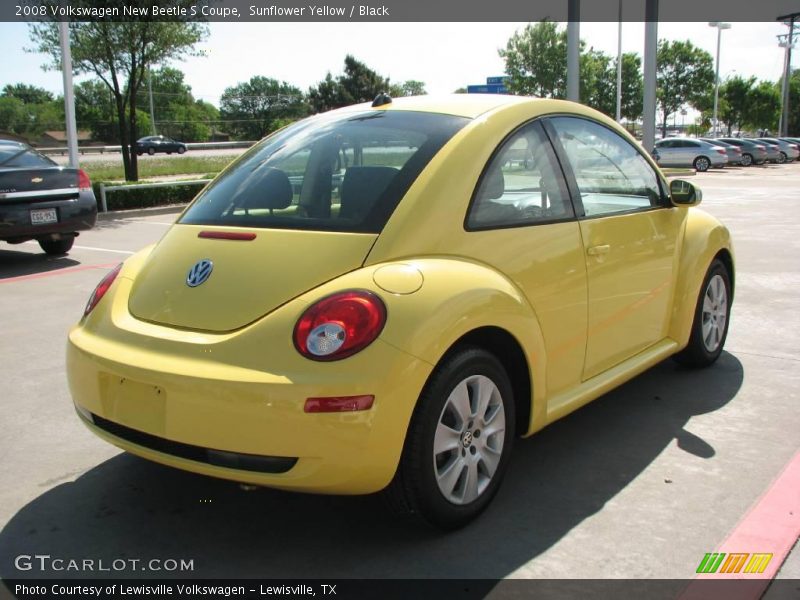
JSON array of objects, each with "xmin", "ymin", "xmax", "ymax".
[
  {"xmin": 653, "ymin": 138, "xmax": 728, "ymax": 172},
  {"xmin": 757, "ymin": 138, "xmax": 799, "ymax": 163},
  {"xmin": 748, "ymin": 139, "xmax": 782, "ymax": 163}
]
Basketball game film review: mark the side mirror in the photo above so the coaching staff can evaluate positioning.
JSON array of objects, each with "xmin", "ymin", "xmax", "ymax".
[{"xmin": 670, "ymin": 179, "xmax": 702, "ymax": 207}]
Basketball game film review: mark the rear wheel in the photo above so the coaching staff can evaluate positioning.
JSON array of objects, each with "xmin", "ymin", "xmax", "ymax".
[
  {"xmin": 694, "ymin": 156, "xmax": 710, "ymax": 172},
  {"xmin": 384, "ymin": 347, "xmax": 515, "ymax": 529},
  {"xmin": 741, "ymin": 153, "xmax": 753, "ymax": 166},
  {"xmin": 38, "ymin": 236, "xmax": 75, "ymax": 255},
  {"xmin": 673, "ymin": 259, "xmax": 731, "ymax": 368},
  {"xmin": 778, "ymin": 152, "xmax": 787, "ymax": 164}
]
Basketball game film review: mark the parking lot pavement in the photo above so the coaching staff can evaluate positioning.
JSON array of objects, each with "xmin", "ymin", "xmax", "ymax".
[{"xmin": 0, "ymin": 167, "xmax": 798, "ymax": 584}]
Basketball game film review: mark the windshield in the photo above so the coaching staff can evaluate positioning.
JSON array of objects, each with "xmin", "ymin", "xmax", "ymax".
[{"xmin": 179, "ymin": 110, "xmax": 469, "ymax": 233}]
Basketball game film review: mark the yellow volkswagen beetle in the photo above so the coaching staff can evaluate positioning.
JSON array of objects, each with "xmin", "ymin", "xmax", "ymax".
[{"xmin": 67, "ymin": 94, "xmax": 733, "ymax": 529}]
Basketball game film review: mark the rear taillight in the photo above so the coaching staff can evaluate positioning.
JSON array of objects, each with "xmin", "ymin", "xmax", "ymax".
[
  {"xmin": 84, "ymin": 264, "xmax": 122, "ymax": 317},
  {"xmin": 78, "ymin": 169, "xmax": 91, "ymax": 191},
  {"xmin": 293, "ymin": 290, "xmax": 386, "ymax": 361},
  {"xmin": 716, "ymin": 149, "xmax": 726, "ymax": 154}
]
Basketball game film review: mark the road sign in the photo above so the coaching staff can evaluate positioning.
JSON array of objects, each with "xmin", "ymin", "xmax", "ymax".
[{"xmin": 467, "ymin": 84, "xmax": 508, "ymax": 94}]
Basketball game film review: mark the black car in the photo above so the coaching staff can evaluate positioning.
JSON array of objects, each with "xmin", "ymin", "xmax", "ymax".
[
  {"xmin": 136, "ymin": 135, "xmax": 187, "ymax": 156},
  {"xmin": 0, "ymin": 141, "xmax": 97, "ymax": 255}
]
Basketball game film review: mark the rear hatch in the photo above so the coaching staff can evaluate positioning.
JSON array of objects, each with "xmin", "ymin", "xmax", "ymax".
[{"xmin": 127, "ymin": 225, "xmax": 377, "ymax": 332}]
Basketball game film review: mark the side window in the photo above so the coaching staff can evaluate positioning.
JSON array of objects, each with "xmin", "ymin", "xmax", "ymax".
[
  {"xmin": 467, "ymin": 121, "xmax": 573, "ymax": 229},
  {"xmin": 548, "ymin": 116, "xmax": 663, "ymax": 217}
]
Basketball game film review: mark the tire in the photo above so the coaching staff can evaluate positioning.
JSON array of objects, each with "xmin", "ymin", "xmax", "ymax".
[
  {"xmin": 38, "ymin": 236, "xmax": 75, "ymax": 255},
  {"xmin": 741, "ymin": 153, "xmax": 753, "ymax": 167},
  {"xmin": 694, "ymin": 156, "xmax": 710, "ymax": 172},
  {"xmin": 147, "ymin": 147, "xmax": 155, "ymax": 156},
  {"xmin": 177, "ymin": 146, "xmax": 186, "ymax": 154},
  {"xmin": 384, "ymin": 347, "xmax": 516, "ymax": 530},
  {"xmin": 778, "ymin": 152, "xmax": 787, "ymax": 164},
  {"xmin": 673, "ymin": 259, "xmax": 732, "ymax": 368}
]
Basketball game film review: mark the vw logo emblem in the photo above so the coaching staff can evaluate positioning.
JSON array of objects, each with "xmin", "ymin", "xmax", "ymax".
[{"xmin": 186, "ymin": 259, "xmax": 213, "ymax": 287}]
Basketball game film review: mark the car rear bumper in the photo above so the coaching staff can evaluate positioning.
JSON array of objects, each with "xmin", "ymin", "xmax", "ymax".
[
  {"xmin": 66, "ymin": 309, "xmax": 433, "ymax": 494},
  {"xmin": 0, "ymin": 191, "xmax": 97, "ymax": 242}
]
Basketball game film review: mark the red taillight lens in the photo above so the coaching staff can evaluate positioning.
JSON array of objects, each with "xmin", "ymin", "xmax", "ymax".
[
  {"xmin": 84, "ymin": 264, "xmax": 122, "ymax": 317},
  {"xmin": 716, "ymin": 149, "xmax": 726, "ymax": 154},
  {"xmin": 293, "ymin": 290, "xmax": 386, "ymax": 361},
  {"xmin": 77, "ymin": 169, "xmax": 91, "ymax": 191}
]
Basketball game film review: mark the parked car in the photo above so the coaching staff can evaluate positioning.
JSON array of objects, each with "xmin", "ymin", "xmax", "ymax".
[
  {"xmin": 756, "ymin": 137, "xmax": 799, "ymax": 163},
  {"xmin": 653, "ymin": 138, "xmax": 728, "ymax": 171},
  {"xmin": 700, "ymin": 138, "xmax": 743, "ymax": 166},
  {"xmin": 0, "ymin": 141, "xmax": 97, "ymax": 254},
  {"xmin": 748, "ymin": 139, "xmax": 782, "ymax": 163},
  {"xmin": 715, "ymin": 137, "xmax": 768, "ymax": 166},
  {"xmin": 67, "ymin": 95, "xmax": 734, "ymax": 529},
  {"xmin": 136, "ymin": 135, "xmax": 187, "ymax": 156}
]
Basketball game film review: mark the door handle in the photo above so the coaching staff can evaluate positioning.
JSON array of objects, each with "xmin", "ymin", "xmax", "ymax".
[{"xmin": 587, "ymin": 244, "xmax": 610, "ymax": 256}]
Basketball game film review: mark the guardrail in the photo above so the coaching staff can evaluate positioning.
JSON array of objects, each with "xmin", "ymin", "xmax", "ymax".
[
  {"xmin": 97, "ymin": 179, "xmax": 211, "ymax": 213},
  {"xmin": 40, "ymin": 141, "xmax": 255, "ymax": 156}
]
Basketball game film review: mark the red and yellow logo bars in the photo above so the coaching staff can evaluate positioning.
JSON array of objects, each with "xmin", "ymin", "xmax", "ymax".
[{"xmin": 696, "ymin": 552, "xmax": 773, "ymax": 574}]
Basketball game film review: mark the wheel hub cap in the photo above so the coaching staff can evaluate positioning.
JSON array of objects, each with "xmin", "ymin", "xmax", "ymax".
[
  {"xmin": 701, "ymin": 274, "xmax": 728, "ymax": 352},
  {"xmin": 433, "ymin": 374, "xmax": 506, "ymax": 505}
]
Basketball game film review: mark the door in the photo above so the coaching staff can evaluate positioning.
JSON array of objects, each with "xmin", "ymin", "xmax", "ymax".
[
  {"xmin": 463, "ymin": 120, "xmax": 588, "ymax": 397},
  {"xmin": 545, "ymin": 116, "xmax": 684, "ymax": 380},
  {"xmin": 655, "ymin": 140, "xmax": 677, "ymax": 166}
]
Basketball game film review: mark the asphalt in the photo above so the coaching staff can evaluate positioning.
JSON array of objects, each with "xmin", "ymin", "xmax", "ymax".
[{"xmin": 0, "ymin": 165, "xmax": 797, "ymax": 591}]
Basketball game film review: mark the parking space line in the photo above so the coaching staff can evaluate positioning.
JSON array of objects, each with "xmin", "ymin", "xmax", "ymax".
[
  {"xmin": 679, "ymin": 449, "xmax": 800, "ymax": 599},
  {"xmin": 0, "ymin": 262, "xmax": 117, "ymax": 284}
]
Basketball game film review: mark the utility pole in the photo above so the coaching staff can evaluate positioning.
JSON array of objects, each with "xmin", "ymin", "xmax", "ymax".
[
  {"xmin": 642, "ymin": 0, "xmax": 658, "ymax": 152},
  {"xmin": 567, "ymin": 0, "xmax": 580, "ymax": 102},
  {"xmin": 709, "ymin": 22, "xmax": 731, "ymax": 137},
  {"xmin": 777, "ymin": 12, "xmax": 799, "ymax": 137},
  {"xmin": 616, "ymin": 0, "xmax": 623, "ymax": 122},
  {"xmin": 148, "ymin": 68, "xmax": 157, "ymax": 136},
  {"xmin": 58, "ymin": 21, "xmax": 79, "ymax": 168}
]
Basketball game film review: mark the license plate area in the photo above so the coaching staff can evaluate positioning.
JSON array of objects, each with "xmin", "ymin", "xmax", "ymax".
[
  {"xmin": 100, "ymin": 375, "xmax": 167, "ymax": 437},
  {"xmin": 30, "ymin": 208, "xmax": 58, "ymax": 225}
]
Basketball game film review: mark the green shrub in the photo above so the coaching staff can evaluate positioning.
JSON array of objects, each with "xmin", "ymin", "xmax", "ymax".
[{"xmin": 93, "ymin": 181, "xmax": 207, "ymax": 211}]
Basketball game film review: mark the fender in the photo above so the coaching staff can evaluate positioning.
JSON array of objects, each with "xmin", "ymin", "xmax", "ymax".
[{"xmin": 668, "ymin": 208, "xmax": 734, "ymax": 348}]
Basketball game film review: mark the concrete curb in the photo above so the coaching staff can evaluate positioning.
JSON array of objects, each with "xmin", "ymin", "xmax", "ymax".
[{"xmin": 97, "ymin": 204, "xmax": 188, "ymax": 221}]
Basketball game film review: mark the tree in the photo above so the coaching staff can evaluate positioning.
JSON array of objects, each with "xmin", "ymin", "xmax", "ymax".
[
  {"xmin": 656, "ymin": 40, "xmax": 714, "ymax": 137},
  {"xmin": 743, "ymin": 81, "xmax": 780, "ymax": 132},
  {"xmin": 2, "ymin": 84, "xmax": 54, "ymax": 105},
  {"xmin": 580, "ymin": 48, "xmax": 615, "ymax": 116},
  {"xmin": 220, "ymin": 76, "xmax": 307, "ymax": 140},
  {"xmin": 29, "ymin": 6, "xmax": 207, "ymax": 181},
  {"xmin": 619, "ymin": 53, "xmax": 644, "ymax": 125},
  {"xmin": 719, "ymin": 76, "xmax": 755, "ymax": 135},
  {"xmin": 308, "ymin": 55, "xmax": 398, "ymax": 113},
  {"xmin": 499, "ymin": 20, "xmax": 569, "ymax": 97},
  {"xmin": 0, "ymin": 96, "xmax": 27, "ymax": 134},
  {"xmin": 785, "ymin": 69, "xmax": 800, "ymax": 136},
  {"xmin": 394, "ymin": 80, "xmax": 426, "ymax": 97},
  {"xmin": 143, "ymin": 67, "xmax": 219, "ymax": 142}
]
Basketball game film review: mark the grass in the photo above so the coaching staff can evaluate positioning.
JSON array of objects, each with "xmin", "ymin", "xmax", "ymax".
[{"xmin": 83, "ymin": 156, "xmax": 235, "ymax": 182}]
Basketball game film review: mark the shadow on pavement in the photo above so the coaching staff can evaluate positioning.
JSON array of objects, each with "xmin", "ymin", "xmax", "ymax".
[
  {"xmin": 0, "ymin": 249, "xmax": 80, "ymax": 280},
  {"xmin": 0, "ymin": 353, "xmax": 743, "ymax": 579}
]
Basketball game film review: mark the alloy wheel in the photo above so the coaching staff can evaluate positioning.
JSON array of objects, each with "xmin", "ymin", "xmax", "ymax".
[
  {"xmin": 433, "ymin": 375, "xmax": 506, "ymax": 505},
  {"xmin": 701, "ymin": 274, "xmax": 728, "ymax": 353}
]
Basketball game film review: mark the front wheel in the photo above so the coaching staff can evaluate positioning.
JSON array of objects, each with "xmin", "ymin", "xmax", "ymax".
[
  {"xmin": 778, "ymin": 152, "xmax": 787, "ymax": 164},
  {"xmin": 694, "ymin": 156, "xmax": 710, "ymax": 172},
  {"xmin": 741, "ymin": 153, "xmax": 753, "ymax": 167},
  {"xmin": 177, "ymin": 146, "xmax": 186, "ymax": 154},
  {"xmin": 147, "ymin": 147, "xmax": 155, "ymax": 156},
  {"xmin": 673, "ymin": 259, "xmax": 732, "ymax": 368},
  {"xmin": 384, "ymin": 347, "xmax": 515, "ymax": 529}
]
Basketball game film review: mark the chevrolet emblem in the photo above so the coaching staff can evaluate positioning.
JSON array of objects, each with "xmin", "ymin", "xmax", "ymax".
[{"xmin": 31, "ymin": 177, "xmax": 43, "ymax": 183}]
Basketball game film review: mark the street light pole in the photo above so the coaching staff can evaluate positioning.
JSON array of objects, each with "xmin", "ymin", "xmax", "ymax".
[
  {"xmin": 708, "ymin": 22, "xmax": 731, "ymax": 137},
  {"xmin": 58, "ymin": 21, "xmax": 79, "ymax": 169},
  {"xmin": 616, "ymin": 0, "xmax": 623, "ymax": 122},
  {"xmin": 567, "ymin": 0, "xmax": 580, "ymax": 102},
  {"xmin": 777, "ymin": 12, "xmax": 799, "ymax": 137}
]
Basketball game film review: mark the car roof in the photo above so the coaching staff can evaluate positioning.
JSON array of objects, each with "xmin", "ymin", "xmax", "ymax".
[{"xmin": 329, "ymin": 94, "xmax": 545, "ymax": 119}]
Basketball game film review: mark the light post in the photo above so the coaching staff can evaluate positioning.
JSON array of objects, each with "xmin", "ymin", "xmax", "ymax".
[{"xmin": 708, "ymin": 22, "xmax": 731, "ymax": 136}]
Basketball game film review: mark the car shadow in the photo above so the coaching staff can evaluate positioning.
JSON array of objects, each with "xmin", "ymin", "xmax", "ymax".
[
  {"xmin": 0, "ymin": 353, "xmax": 743, "ymax": 580},
  {"xmin": 0, "ymin": 248, "xmax": 80, "ymax": 279}
]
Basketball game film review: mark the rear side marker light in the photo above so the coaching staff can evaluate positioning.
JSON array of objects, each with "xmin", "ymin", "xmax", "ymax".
[
  {"xmin": 84, "ymin": 263, "xmax": 122, "ymax": 316},
  {"xmin": 304, "ymin": 395, "xmax": 375, "ymax": 413},
  {"xmin": 198, "ymin": 231, "xmax": 257, "ymax": 241}
]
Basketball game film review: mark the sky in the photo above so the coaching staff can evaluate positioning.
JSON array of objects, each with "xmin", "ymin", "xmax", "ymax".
[{"xmin": 0, "ymin": 21, "xmax": 793, "ymax": 107}]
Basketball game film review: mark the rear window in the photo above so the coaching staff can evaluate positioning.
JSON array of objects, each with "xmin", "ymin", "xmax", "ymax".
[
  {"xmin": 0, "ymin": 145, "xmax": 56, "ymax": 169},
  {"xmin": 179, "ymin": 110, "xmax": 469, "ymax": 233}
]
